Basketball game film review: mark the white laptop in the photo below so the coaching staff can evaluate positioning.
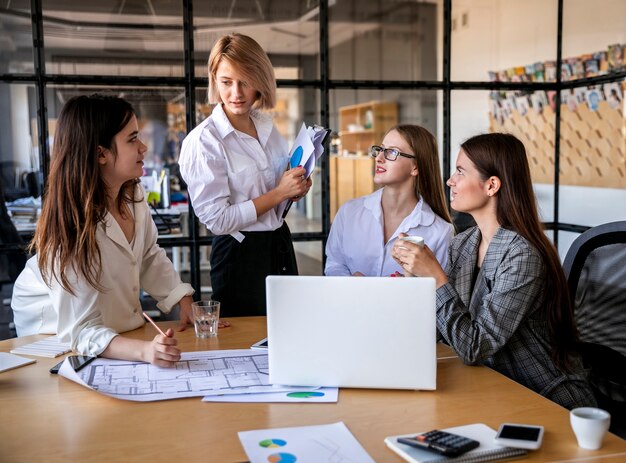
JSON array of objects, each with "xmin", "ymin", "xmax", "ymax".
[{"xmin": 266, "ymin": 276, "xmax": 437, "ymax": 390}]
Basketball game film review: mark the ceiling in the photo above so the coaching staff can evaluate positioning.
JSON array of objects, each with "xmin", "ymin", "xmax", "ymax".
[{"xmin": 0, "ymin": 0, "xmax": 435, "ymax": 59}]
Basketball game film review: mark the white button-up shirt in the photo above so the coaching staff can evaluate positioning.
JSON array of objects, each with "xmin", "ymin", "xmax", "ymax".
[
  {"xmin": 11, "ymin": 185, "xmax": 194, "ymax": 356},
  {"xmin": 178, "ymin": 104, "xmax": 289, "ymax": 240},
  {"xmin": 325, "ymin": 188, "xmax": 454, "ymax": 276}
]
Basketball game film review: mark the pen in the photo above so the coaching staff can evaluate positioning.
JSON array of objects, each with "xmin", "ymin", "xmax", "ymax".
[
  {"xmin": 142, "ymin": 312, "xmax": 168, "ymax": 337},
  {"xmin": 281, "ymin": 199, "xmax": 293, "ymax": 219}
]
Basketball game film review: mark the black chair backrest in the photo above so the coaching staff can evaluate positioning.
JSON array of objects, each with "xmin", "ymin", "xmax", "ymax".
[
  {"xmin": 563, "ymin": 222, "xmax": 626, "ymax": 428},
  {"xmin": 563, "ymin": 221, "xmax": 626, "ymax": 357}
]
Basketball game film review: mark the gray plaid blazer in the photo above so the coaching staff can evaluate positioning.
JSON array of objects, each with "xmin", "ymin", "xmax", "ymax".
[{"xmin": 436, "ymin": 226, "xmax": 595, "ymax": 409}]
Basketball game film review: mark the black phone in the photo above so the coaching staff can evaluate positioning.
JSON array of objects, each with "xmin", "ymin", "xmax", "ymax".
[{"xmin": 49, "ymin": 355, "xmax": 97, "ymax": 374}]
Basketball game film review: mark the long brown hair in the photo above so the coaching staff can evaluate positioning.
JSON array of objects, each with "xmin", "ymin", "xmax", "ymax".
[
  {"xmin": 461, "ymin": 133, "xmax": 578, "ymax": 371},
  {"xmin": 392, "ymin": 124, "xmax": 452, "ymax": 224},
  {"xmin": 31, "ymin": 94, "xmax": 137, "ymax": 294}
]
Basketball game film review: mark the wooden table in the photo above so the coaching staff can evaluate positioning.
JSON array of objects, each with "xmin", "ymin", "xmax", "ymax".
[{"xmin": 1, "ymin": 317, "xmax": 625, "ymax": 462}]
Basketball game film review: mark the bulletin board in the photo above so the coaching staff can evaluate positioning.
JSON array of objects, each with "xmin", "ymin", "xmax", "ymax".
[{"xmin": 489, "ymin": 100, "xmax": 625, "ymax": 189}]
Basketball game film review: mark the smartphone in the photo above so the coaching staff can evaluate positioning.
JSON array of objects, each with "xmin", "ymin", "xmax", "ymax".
[
  {"xmin": 494, "ymin": 423, "xmax": 544, "ymax": 450},
  {"xmin": 49, "ymin": 355, "xmax": 97, "ymax": 374}
]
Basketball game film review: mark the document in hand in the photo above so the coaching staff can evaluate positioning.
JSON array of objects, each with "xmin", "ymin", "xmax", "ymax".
[{"xmin": 279, "ymin": 123, "xmax": 330, "ymax": 218}]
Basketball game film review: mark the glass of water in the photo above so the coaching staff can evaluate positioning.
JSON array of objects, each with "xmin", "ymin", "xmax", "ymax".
[{"xmin": 191, "ymin": 300, "xmax": 220, "ymax": 338}]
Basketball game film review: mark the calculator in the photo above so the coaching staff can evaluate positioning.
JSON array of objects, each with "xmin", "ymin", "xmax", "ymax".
[{"xmin": 397, "ymin": 430, "xmax": 480, "ymax": 457}]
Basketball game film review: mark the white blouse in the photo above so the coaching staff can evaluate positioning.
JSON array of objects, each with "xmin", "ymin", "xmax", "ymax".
[
  {"xmin": 325, "ymin": 188, "xmax": 454, "ymax": 276},
  {"xmin": 178, "ymin": 104, "xmax": 289, "ymax": 241},
  {"xmin": 11, "ymin": 185, "xmax": 194, "ymax": 356}
]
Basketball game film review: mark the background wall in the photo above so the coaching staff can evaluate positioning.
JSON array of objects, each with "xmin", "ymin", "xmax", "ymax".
[{"xmin": 445, "ymin": 0, "xmax": 626, "ymax": 257}]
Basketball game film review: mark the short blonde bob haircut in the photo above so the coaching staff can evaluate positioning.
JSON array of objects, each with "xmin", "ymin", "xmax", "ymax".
[{"xmin": 208, "ymin": 33, "xmax": 276, "ymax": 110}]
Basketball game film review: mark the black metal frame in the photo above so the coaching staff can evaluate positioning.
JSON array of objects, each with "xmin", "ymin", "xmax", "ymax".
[{"xmin": 1, "ymin": 0, "xmax": 624, "ymax": 263}]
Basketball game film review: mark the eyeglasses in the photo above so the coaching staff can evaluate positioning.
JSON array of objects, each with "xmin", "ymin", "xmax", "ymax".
[{"xmin": 369, "ymin": 145, "xmax": 416, "ymax": 161}]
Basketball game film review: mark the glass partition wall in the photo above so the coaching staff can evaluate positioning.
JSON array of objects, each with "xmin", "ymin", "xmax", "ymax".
[{"xmin": 1, "ymin": 0, "xmax": 625, "ymax": 300}]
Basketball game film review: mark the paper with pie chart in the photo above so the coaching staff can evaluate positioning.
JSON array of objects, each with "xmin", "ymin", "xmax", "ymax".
[
  {"xmin": 239, "ymin": 421, "xmax": 374, "ymax": 463},
  {"xmin": 202, "ymin": 386, "xmax": 338, "ymax": 403}
]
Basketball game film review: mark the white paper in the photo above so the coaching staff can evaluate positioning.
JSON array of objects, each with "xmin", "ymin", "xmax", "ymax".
[
  {"xmin": 291, "ymin": 123, "xmax": 316, "ymax": 177},
  {"xmin": 202, "ymin": 387, "xmax": 338, "ymax": 403},
  {"xmin": 238, "ymin": 421, "xmax": 374, "ymax": 463},
  {"xmin": 0, "ymin": 352, "xmax": 36, "ymax": 373},
  {"xmin": 277, "ymin": 123, "xmax": 329, "ymax": 218},
  {"xmin": 10, "ymin": 335, "xmax": 71, "ymax": 358},
  {"xmin": 59, "ymin": 349, "xmax": 304, "ymax": 402}
]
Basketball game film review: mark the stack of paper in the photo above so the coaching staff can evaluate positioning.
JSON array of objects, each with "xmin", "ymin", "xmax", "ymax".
[
  {"xmin": 278, "ymin": 123, "xmax": 330, "ymax": 218},
  {"xmin": 10, "ymin": 335, "xmax": 71, "ymax": 358}
]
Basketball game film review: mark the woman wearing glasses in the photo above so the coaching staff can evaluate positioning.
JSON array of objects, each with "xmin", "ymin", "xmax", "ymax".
[
  {"xmin": 325, "ymin": 125, "xmax": 454, "ymax": 276},
  {"xmin": 391, "ymin": 133, "xmax": 593, "ymax": 409}
]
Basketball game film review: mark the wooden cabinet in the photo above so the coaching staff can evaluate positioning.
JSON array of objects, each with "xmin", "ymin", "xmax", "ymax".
[
  {"xmin": 330, "ymin": 101, "xmax": 398, "ymax": 221},
  {"xmin": 329, "ymin": 155, "xmax": 377, "ymax": 221},
  {"xmin": 338, "ymin": 101, "xmax": 398, "ymax": 156}
]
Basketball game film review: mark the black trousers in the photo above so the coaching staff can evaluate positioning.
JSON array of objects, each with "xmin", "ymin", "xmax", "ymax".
[{"xmin": 209, "ymin": 222, "xmax": 298, "ymax": 317}]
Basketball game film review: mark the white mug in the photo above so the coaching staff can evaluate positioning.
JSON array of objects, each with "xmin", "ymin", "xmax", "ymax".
[
  {"xmin": 398, "ymin": 235, "xmax": 424, "ymax": 247},
  {"xmin": 570, "ymin": 407, "xmax": 611, "ymax": 450}
]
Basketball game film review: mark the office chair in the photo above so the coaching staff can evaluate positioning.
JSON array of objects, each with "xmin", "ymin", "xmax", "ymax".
[{"xmin": 563, "ymin": 221, "xmax": 626, "ymax": 436}]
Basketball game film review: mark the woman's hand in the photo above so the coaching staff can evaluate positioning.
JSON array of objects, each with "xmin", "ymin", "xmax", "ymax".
[
  {"xmin": 291, "ymin": 177, "xmax": 312, "ymax": 202},
  {"xmin": 391, "ymin": 233, "xmax": 448, "ymax": 288},
  {"xmin": 143, "ymin": 328, "xmax": 181, "ymax": 367},
  {"xmin": 276, "ymin": 166, "xmax": 309, "ymax": 201},
  {"xmin": 176, "ymin": 296, "xmax": 194, "ymax": 331}
]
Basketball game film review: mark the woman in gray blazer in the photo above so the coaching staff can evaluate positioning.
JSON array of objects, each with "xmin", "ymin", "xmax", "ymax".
[{"xmin": 391, "ymin": 133, "xmax": 594, "ymax": 410}]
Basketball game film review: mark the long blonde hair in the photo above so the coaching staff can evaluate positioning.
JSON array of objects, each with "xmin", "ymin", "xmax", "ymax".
[{"xmin": 31, "ymin": 94, "xmax": 138, "ymax": 294}]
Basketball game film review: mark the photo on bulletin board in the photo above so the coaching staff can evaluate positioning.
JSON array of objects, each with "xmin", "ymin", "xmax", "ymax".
[
  {"xmin": 502, "ymin": 97, "xmax": 516, "ymax": 118},
  {"xmin": 490, "ymin": 100, "xmax": 504, "ymax": 125},
  {"xmin": 594, "ymin": 51, "xmax": 609, "ymax": 73},
  {"xmin": 607, "ymin": 44, "xmax": 623, "ymax": 71},
  {"xmin": 533, "ymin": 62, "xmax": 545, "ymax": 82},
  {"xmin": 530, "ymin": 91, "xmax": 547, "ymax": 113},
  {"xmin": 603, "ymin": 82, "xmax": 623, "ymax": 109},
  {"xmin": 570, "ymin": 58, "xmax": 585, "ymax": 79},
  {"xmin": 515, "ymin": 96, "xmax": 530, "ymax": 116},
  {"xmin": 573, "ymin": 87, "xmax": 587, "ymax": 104},
  {"xmin": 561, "ymin": 62, "xmax": 572, "ymax": 81},
  {"xmin": 562, "ymin": 89, "xmax": 578, "ymax": 112},
  {"xmin": 544, "ymin": 61, "xmax": 556, "ymax": 81},
  {"xmin": 547, "ymin": 91, "xmax": 557, "ymax": 111},
  {"xmin": 584, "ymin": 57, "xmax": 599, "ymax": 77},
  {"xmin": 585, "ymin": 87, "xmax": 604, "ymax": 112}
]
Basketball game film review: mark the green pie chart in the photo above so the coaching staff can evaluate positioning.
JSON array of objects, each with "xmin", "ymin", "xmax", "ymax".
[{"xmin": 286, "ymin": 391, "xmax": 325, "ymax": 398}]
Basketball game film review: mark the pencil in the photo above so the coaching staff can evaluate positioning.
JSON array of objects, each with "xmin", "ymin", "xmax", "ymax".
[{"xmin": 142, "ymin": 312, "xmax": 168, "ymax": 337}]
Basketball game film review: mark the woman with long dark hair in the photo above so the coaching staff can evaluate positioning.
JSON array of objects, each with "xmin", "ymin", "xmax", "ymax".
[
  {"xmin": 392, "ymin": 132, "xmax": 594, "ymax": 409},
  {"xmin": 11, "ymin": 94, "xmax": 197, "ymax": 367}
]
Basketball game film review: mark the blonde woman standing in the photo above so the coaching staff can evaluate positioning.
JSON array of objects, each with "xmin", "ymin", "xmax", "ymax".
[{"xmin": 179, "ymin": 33, "xmax": 310, "ymax": 316}]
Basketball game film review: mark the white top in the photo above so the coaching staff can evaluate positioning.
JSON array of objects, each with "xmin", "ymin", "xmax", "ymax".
[
  {"xmin": 11, "ymin": 185, "xmax": 194, "ymax": 356},
  {"xmin": 325, "ymin": 188, "xmax": 454, "ymax": 276},
  {"xmin": 178, "ymin": 103, "xmax": 289, "ymax": 240}
]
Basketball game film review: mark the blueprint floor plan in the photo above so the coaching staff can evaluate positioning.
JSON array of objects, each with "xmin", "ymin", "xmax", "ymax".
[{"xmin": 60, "ymin": 349, "xmax": 289, "ymax": 401}]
